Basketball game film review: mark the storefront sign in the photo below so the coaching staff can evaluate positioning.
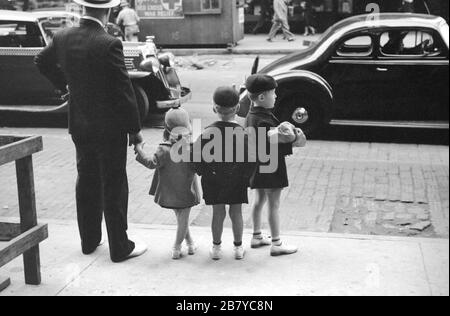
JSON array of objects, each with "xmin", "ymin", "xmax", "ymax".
[{"xmin": 136, "ymin": 0, "xmax": 184, "ymax": 19}]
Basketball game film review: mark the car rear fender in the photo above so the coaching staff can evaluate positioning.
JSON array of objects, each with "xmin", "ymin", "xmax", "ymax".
[
  {"xmin": 274, "ymin": 70, "xmax": 333, "ymax": 121},
  {"xmin": 238, "ymin": 70, "xmax": 334, "ymax": 119}
]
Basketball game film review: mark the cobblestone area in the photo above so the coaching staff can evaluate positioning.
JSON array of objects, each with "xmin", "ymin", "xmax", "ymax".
[{"xmin": 0, "ymin": 128, "xmax": 448, "ymax": 238}]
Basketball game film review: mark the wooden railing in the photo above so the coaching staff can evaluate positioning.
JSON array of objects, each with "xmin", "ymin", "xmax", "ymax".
[{"xmin": 0, "ymin": 135, "xmax": 48, "ymax": 292}]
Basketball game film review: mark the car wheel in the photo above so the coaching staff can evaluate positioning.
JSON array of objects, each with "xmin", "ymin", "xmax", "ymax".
[
  {"xmin": 133, "ymin": 84, "xmax": 149, "ymax": 124},
  {"xmin": 276, "ymin": 93, "xmax": 325, "ymax": 137}
]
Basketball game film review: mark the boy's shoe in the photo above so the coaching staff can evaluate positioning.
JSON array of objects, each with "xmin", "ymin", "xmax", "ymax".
[
  {"xmin": 210, "ymin": 245, "xmax": 223, "ymax": 261},
  {"xmin": 234, "ymin": 246, "xmax": 245, "ymax": 260},
  {"xmin": 270, "ymin": 244, "xmax": 298, "ymax": 257},
  {"xmin": 187, "ymin": 242, "xmax": 197, "ymax": 255},
  {"xmin": 251, "ymin": 235, "xmax": 272, "ymax": 249},
  {"xmin": 172, "ymin": 247, "xmax": 183, "ymax": 260}
]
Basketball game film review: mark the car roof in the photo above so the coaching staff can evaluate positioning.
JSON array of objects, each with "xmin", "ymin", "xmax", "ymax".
[
  {"xmin": 0, "ymin": 10, "xmax": 78, "ymax": 23},
  {"xmin": 336, "ymin": 13, "xmax": 446, "ymax": 31}
]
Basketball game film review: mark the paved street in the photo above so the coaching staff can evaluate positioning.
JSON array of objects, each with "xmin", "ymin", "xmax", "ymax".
[{"xmin": 1, "ymin": 55, "xmax": 449, "ymax": 239}]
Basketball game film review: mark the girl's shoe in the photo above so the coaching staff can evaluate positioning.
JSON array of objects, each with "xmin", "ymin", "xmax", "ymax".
[
  {"xmin": 172, "ymin": 247, "xmax": 183, "ymax": 260},
  {"xmin": 270, "ymin": 244, "xmax": 298, "ymax": 257},
  {"xmin": 210, "ymin": 245, "xmax": 222, "ymax": 260},
  {"xmin": 251, "ymin": 235, "xmax": 272, "ymax": 248},
  {"xmin": 234, "ymin": 246, "xmax": 245, "ymax": 260},
  {"xmin": 187, "ymin": 242, "xmax": 197, "ymax": 255}
]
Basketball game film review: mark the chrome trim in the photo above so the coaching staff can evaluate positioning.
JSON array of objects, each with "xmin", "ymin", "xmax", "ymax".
[
  {"xmin": 156, "ymin": 88, "xmax": 192, "ymax": 109},
  {"xmin": 0, "ymin": 102, "xmax": 68, "ymax": 113},
  {"xmin": 329, "ymin": 59, "xmax": 449, "ymax": 66},
  {"xmin": 330, "ymin": 119, "xmax": 449, "ymax": 129},
  {"xmin": 0, "ymin": 47, "xmax": 43, "ymax": 55}
]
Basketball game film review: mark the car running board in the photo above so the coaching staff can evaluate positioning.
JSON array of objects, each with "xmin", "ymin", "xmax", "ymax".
[
  {"xmin": 330, "ymin": 119, "xmax": 449, "ymax": 130},
  {"xmin": 0, "ymin": 103, "xmax": 67, "ymax": 113}
]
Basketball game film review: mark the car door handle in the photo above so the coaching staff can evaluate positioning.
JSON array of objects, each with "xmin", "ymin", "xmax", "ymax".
[{"xmin": 376, "ymin": 67, "xmax": 389, "ymax": 72}]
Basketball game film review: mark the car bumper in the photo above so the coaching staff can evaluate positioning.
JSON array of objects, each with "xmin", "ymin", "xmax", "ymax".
[{"xmin": 156, "ymin": 87, "xmax": 192, "ymax": 109}]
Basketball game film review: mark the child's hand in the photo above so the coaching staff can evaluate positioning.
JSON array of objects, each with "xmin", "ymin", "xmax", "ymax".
[
  {"xmin": 293, "ymin": 128, "xmax": 307, "ymax": 148},
  {"xmin": 134, "ymin": 142, "xmax": 146, "ymax": 155}
]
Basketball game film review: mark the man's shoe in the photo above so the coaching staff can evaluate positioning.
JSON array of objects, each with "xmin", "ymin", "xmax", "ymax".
[
  {"xmin": 288, "ymin": 38, "xmax": 296, "ymax": 42},
  {"xmin": 234, "ymin": 246, "xmax": 245, "ymax": 260},
  {"xmin": 251, "ymin": 235, "xmax": 272, "ymax": 248},
  {"xmin": 267, "ymin": 38, "xmax": 273, "ymax": 42},
  {"xmin": 270, "ymin": 244, "xmax": 298, "ymax": 257},
  {"xmin": 126, "ymin": 241, "xmax": 148, "ymax": 259},
  {"xmin": 210, "ymin": 244, "xmax": 222, "ymax": 261}
]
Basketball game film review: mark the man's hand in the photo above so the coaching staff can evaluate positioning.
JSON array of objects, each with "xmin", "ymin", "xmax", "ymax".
[{"xmin": 129, "ymin": 131, "xmax": 144, "ymax": 147}]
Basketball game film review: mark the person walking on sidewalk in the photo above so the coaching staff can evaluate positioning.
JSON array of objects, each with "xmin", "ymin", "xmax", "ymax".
[
  {"xmin": 400, "ymin": 0, "xmax": 415, "ymax": 13},
  {"xmin": 300, "ymin": 1, "xmax": 316, "ymax": 36},
  {"xmin": 117, "ymin": 0, "xmax": 140, "ymax": 42},
  {"xmin": 35, "ymin": 0, "xmax": 147, "ymax": 263},
  {"xmin": 267, "ymin": 0, "xmax": 295, "ymax": 42},
  {"xmin": 252, "ymin": 0, "xmax": 272, "ymax": 35}
]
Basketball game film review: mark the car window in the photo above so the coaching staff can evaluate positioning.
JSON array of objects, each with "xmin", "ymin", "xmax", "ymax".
[
  {"xmin": 336, "ymin": 35, "xmax": 373, "ymax": 57},
  {"xmin": 380, "ymin": 30, "xmax": 443, "ymax": 57},
  {"xmin": 40, "ymin": 16, "xmax": 79, "ymax": 42},
  {"xmin": 0, "ymin": 21, "xmax": 45, "ymax": 48}
]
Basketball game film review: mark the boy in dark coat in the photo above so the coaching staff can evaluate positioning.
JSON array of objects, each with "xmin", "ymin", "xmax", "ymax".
[
  {"xmin": 245, "ymin": 74, "xmax": 306, "ymax": 257},
  {"xmin": 193, "ymin": 87, "xmax": 254, "ymax": 261}
]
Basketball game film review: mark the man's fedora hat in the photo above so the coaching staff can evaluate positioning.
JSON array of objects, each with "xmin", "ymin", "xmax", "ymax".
[{"xmin": 73, "ymin": 0, "xmax": 121, "ymax": 9}]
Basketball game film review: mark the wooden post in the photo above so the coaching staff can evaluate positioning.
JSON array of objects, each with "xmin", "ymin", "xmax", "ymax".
[
  {"xmin": 0, "ymin": 276, "xmax": 11, "ymax": 292},
  {"xmin": 15, "ymin": 156, "xmax": 41, "ymax": 285}
]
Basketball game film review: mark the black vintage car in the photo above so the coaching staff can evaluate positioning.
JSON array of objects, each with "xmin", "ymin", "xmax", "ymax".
[
  {"xmin": 239, "ymin": 13, "xmax": 449, "ymax": 135},
  {"xmin": 0, "ymin": 10, "xmax": 191, "ymax": 121}
]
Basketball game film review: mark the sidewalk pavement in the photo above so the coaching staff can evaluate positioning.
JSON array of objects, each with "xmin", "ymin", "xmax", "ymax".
[
  {"xmin": 0, "ymin": 219, "xmax": 448, "ymax": 296},
  {"xmin": 161, "ymin": 34, "xmax": 321, "ymax": 56}
]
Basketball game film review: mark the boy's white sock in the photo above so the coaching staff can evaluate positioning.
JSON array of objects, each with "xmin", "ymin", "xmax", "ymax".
[{"xmin": 272, "ymin": 238, "xmax": 282, "ymax": 246}]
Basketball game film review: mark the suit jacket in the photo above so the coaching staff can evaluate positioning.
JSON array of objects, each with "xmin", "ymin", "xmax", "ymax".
[{"xmin": 35, "ymin": 18, "xmax": 141, "ymax": 138}]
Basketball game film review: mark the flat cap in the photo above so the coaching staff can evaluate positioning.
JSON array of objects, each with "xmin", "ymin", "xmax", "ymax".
[
  {"xmin": 213, "ymin": 86, "xmax": 240, "ymax": 108},
  {"xmin": 246, "ymin": 74, "xmax": 278, "ymax": 94}
]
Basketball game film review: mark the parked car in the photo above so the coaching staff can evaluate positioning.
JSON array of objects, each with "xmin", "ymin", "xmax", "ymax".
[
  {"xmin": 239, "ymin": 13, "xmax": 449, "ymax": 136},
  {"xmin": 0, "ymin": 10, "xmax": 191, "ymax": 122}
]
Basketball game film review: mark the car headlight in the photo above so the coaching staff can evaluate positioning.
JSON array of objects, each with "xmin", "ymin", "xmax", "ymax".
[
  {"xmin": 140, "ymin": 57, "xmax": 160, "ymax": 73},
  {"xmin": 158, "ymin": 53, "xmax": 175, "ymax": 68}
]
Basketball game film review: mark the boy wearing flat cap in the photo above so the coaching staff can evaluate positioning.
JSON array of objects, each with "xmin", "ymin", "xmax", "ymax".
[
  {"xmin": 245, "ymin": 74, "xmax": 305, "ymax": 257},
  {"xmin": 193, "ymin": 86, "xmax": 254, "ymax": 261}
]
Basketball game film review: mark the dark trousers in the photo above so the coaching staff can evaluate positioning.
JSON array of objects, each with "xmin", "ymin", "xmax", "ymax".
[{"xmin": 72, "ymin": 133, "xmax": 135, "ymax": 262}]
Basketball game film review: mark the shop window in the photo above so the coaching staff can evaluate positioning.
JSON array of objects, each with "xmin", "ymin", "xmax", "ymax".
[
  {"xmin": 336, "ymin": 35, "xmax": 373, "ymax": 57},
  {"xmin": 184, "ymin": 0, "xmax": 222, "ymax": 15},
  {"xmin": 380, "ymin": 30, "xmax": 444, "ymax": 57}
]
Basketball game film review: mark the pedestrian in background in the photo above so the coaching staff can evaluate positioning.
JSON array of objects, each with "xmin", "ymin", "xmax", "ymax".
[
  {"xmin": 300, "ymin": 0, "xmax": 316, "ymax": 36},
  {"xmin": 117, "ymin": 0, "xmax": 140, "ymax": 42},
  {"xmin": 251, "ymin": 0, "xmax": 272, "ymax": 35},
  {"xmin": 400, "ymin": 0, "xmax": 415, "ymax": 13},
  {"xmin": 267, "ymin": 0, "xmax": 295, "ymax": 42}
]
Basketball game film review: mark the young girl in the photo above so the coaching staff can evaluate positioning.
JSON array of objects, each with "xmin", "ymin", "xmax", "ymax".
[{"xmin": 135, "ymin": 108, "xmax": 201, "ymax": 260}]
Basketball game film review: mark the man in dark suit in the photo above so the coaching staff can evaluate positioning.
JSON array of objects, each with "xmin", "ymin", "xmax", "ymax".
[{"xmin": 35, "ymin": 0, "xmax": 147, "ymax": 263}]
